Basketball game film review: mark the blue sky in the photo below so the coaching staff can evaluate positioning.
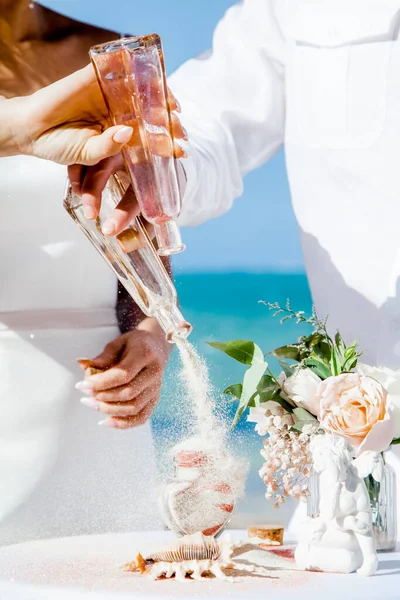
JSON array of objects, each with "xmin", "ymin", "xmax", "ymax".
[{"xmin": 42, "ymin": 0, "xmax": 304, "ymax": 272}]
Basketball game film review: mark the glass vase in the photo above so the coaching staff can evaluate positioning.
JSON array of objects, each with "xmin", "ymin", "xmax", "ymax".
[
  {"xmin": 158, "ymin": 437, "xmax": 236, "ymax": 538},
  {"xmin": 364, "ymin": 462, "xmax": 397, "ymax": 552},
  {"xmin": 308, "ymin": 464, "xmax": 397, "ymax": 552}
]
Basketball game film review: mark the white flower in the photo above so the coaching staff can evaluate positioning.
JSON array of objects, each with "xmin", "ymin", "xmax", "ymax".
[
  {"xmin": 247, "ymin": 400, "xmax": 285, "ymax": 428},
  {"xmin": 282, "ymin": 414, "xmax": 295, "ymax": 427},
  {"xmin": 283, "ymin": 368, "xmax": 321, "ymax": 416},
  {"xmin": 353, "ymin": 451, "xmax": 384, "ymax": 482},
  {"xmin": 318, "ymin": 373, "xmax": 394, "ymax": 454},
  {"xmin": 358, "ymin": 364, "xmax": 400, "ymax": 439},
  {"xmin": 277, "ymin": 372, "xmax": 287, "ymax": 387}
]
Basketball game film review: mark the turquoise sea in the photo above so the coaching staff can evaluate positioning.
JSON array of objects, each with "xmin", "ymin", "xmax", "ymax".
[{"xmin": 151, "ymin": 272, "xmax": 313, "ymax": 526}]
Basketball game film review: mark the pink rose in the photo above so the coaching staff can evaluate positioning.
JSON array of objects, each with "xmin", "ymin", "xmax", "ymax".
[{"xmin": 318, "ymin": 373, "xmax": 395, "ymax": 455}]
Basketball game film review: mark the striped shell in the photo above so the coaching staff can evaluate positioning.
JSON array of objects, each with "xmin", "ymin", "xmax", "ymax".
[{"xmin": 146, "ymin": 532, "xmax": 222, "ymax": 563}]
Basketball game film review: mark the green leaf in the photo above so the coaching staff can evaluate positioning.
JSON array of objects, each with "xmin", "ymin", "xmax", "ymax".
[
  {"xmin": 391, "ymin": 437, "xmax": 400, "ymax": 446},
  {"xmin": 271, "ymin": 344, "xmax": 301, "ymax": 361},
  {"xmin": 291, "ymin": 406, "xmax": 318, "ymax": 432},
  {"xmin": 271, "ymin": 392, "xmax": 295, "ymax": 414},
  {"xmin": 312, "ymin": 342, "xmax": 332, "ymax": 363},
  {"xmin": 335, "ymin": 332, "xmax": 345, "ymax": 356},
  {"xmin": 303, "ymin": 357, "xmax": 331, "ymax": 380},
  {"xmin": 277, "ymin": 359, "xmax": 293, "ymax": 377},
  {"xmin": 231, "ymin": 360, "xmax": 268, "ymax": 428},
  {"xmin": 330, "ymin": 346, "xmax": 340, "ymax": 376},
  {"xmin": 290, "ymin": 422, "xmax": 306, "ymax": 432},
  {"xmin": 344, "ymin": 357, "xmax": 359, "ymax": 372},
  {"xmin": 223, "ymin": 383, "xmax": 243, "ymax": 399},
  {"xmin": 232, "ymin": 404, "xmax": 248, "ymax": 429},
  {"xmin": 308, "ymin": 333, "xmax": 324, "ymax": 348},
  {"xmin": 253, "ymin": 375, "xmax": 294, "ymax": 412},
  {"xmin": 252, "ymin": 393, "xmax": 262, "ymax": 407},
  {"xmin": 207, "ymin": 340, "xmax": 264, "ymax": 365},
  {"xmin": 257, "ymin": 385, "xmax": 278, "ymax": 402},
  {"xmin": 344, "ymin": 341, "xmax": 358, "ymax": 361},
  {"xmin": 257, "ymin": 387, "xmax": 278, "ymax": 402},
  {"xmin": 293, "ymin": 407, "xmax": 318, "ymax": 422},
  {"xmin": 256, "ymin": 374, "xmax": 276, "ymax": 391},
  {"xmin": 241, "ymin": 361, "xmax": 268, "ymax": 404},
  {"xmin": 231, "ymin": 389, "xmax": 261, "ymax": 428}
]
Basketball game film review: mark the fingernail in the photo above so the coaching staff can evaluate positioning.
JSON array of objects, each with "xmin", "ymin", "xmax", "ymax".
[
  {"xmin": 102, "ymin": 218, "xmax": 117, "ymax": 236},
  {"xmin": 181, "ymin": 149, "xmax": 188, "ymax": 159},
  {"xmin": 75, "ymin": 380, "xmax": 94, "ymax": 394},
  {"xmin": 83, "ymin": 206, "xmax": 96, "ymax": 220},
  {"xmin": 98, "ymin": 418, "xmax": 114, "ymax": 427},
  {"xmin": 182, "ymin": 126, "xmax": 188, "ymax": 141},
  {"xmin": 113, "ymin": 126, "xmax": 133, "ymax": 144},
  {"xmin": 80, "ymin": 397, "xmax": 99, "ymax": 410},
  {"xmin": 175, "ymin": 99, "xmax": 182, "ymax": 113}
]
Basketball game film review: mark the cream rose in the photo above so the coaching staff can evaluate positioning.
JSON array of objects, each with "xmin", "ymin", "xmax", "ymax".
[
  {"xmin": 282, "ymin": 368, "xmax": 321, "ymax": 415},
  {"xmin": 317, "ymin": 373, "xmax": 395, "ymax": 454},
  {"xmin": 357, "ymin": 364, "xmax": 400, "ymax": 439}
]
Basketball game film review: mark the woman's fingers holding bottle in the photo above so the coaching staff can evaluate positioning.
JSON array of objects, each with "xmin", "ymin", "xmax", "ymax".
[
  {"xmin": 68, "ymin": 164, "xmax": 86, "ymax": 197},
  {"xmin": 78, "ymin": 323, "xmax": 168, "ymax": 429},
  {"xmin": 98, "ymin": 396, "xmax": 159, "ymax": 429},
  {"xmin": 93, "ymin": 366, "xmax": 153, "ymax": 404},
  {"xmin": 94, "ymin": 382, "xmax": 161, "ymax": 417},
  {"xmin": 168, "ymin": 87, "xmax": 181, "ymax": 113},
  {"xmin": 69, "ymin": 154, "xmax": 124, "ymax": 220},
  {"xmin": 102, "ymin": 185, "xmax": 141, "ymax": 236},
  {"xmin": 84, "ymin": 329, "xmax": 161, "ymax": 392},
  {"xmin": 79, "ymin": 125, "xmax": 134, "ymax": 166}
]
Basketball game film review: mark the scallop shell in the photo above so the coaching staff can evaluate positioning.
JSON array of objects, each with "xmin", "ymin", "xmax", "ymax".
[{"xmin": 146, "ymin": 532, "xmax": 221, "ymax": 563}]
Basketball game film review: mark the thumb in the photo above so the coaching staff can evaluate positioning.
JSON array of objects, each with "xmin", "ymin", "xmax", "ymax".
[
  {"xmin": 88, "ymin": 336, "xmax": 126, "ymax": 370},
  {"xmin": 81, "ymin": 125, "xmax": 133, "ymax": 165}
]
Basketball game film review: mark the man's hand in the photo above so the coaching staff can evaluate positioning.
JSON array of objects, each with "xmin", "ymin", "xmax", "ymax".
[
  {"xmin": 4, "ymin": 65, "xmax": 134, "ymax": 166},
  {"xmin": 76, "ymin": 318, "xmax": 171, "ymax": 429}
]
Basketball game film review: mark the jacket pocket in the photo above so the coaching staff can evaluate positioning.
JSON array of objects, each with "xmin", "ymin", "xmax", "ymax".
[{"xmin": 284, "ymin": 3, "xmax": 399, "ymax": 149}]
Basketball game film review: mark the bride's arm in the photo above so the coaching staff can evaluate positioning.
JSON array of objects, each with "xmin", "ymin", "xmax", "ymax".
[{"xmin": 0, "ymin": 97, "xmax": 25, "ymax": 158}]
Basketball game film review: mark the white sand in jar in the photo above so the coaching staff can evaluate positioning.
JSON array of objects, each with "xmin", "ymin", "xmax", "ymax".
[{"xmin": 160, "ymin": 340, "xmax": 248, "ymax": 535}]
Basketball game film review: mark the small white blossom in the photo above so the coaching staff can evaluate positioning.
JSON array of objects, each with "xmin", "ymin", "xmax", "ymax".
[
  {"xmin": 254, "ymin": 401, "xmax": 315, "ymax": 506},
  {"xmin": 302, "ymin": 423, "xmax": 316, "ymax": 435}
]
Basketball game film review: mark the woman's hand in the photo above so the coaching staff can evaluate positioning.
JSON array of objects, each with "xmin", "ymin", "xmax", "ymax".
[
  {"xmin": 76, "ymin": 318, "xmax": 171, "ymax": 429},
  {"xmin": 67, "ymin": 85, "xmax": 187, "ymax": 237},
  {"xmin": 2, "ymin": 65, "xmax": 134, "ymax": 165}
]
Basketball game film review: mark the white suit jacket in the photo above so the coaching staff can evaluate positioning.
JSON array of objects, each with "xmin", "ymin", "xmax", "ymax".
[{"xmin": 170, "ymin": 0, "xmax": 400, "ymax": 368}]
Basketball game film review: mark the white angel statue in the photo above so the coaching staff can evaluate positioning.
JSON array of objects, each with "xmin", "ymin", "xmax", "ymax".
[{"xmin": 295, "ymin": 435, "xmax": 378, "ymax": 576}]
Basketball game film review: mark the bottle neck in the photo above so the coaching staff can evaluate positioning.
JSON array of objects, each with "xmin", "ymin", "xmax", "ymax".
[
  {"xmin": 155, "ymin": 303, "xmax": 192, "ymax": 343},
  {"xmin": 154, "ymin": 220, "xmax": 185, "ymax": 256}
]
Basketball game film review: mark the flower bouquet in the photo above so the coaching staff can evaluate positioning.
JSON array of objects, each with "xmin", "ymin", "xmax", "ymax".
[{"xmin": 209, "ymin": 301, "xmax": 399, "ymax": 549}]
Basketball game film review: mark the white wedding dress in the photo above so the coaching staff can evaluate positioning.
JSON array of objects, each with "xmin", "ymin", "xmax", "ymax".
[{"xmin": 0, "ymin": 156, "xmax": 160, "ymax": 546}]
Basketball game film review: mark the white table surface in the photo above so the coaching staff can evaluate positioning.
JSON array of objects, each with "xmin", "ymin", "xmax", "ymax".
[{"xmin": 0, "ymin": 530, "xmax": 399, "ymax": 600}]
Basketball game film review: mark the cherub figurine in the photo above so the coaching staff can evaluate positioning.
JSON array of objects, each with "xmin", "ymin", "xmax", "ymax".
[{"xmin": 295, "ymin": 435, "xmax": 378, "ymax": 577}]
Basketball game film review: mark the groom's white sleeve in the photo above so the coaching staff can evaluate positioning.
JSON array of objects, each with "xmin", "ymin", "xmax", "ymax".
[{"xmin": 169, "ymin": 0, "xmax": 286, "ymax": 227}]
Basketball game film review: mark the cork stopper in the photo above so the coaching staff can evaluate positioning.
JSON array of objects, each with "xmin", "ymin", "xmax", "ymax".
[
  {"xmin": 248, "ymin": 525, "xmax": 284, "ymax": 546},
  {"xmin": 77, "ymin": 359, "xmax": 105, "ymax": 378},
  {"xmin": 116, "ymin": 228, "xmax": 146, "ymax": 253}
]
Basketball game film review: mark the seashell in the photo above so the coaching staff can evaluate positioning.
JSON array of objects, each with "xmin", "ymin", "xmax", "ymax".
[
  {"xmin": 123, "ymin": 532, "xmax": 272, "ymax": 582},
  {"xmin": 146, "ymin": 532, "xmax": 221, "ymax": 563}
]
